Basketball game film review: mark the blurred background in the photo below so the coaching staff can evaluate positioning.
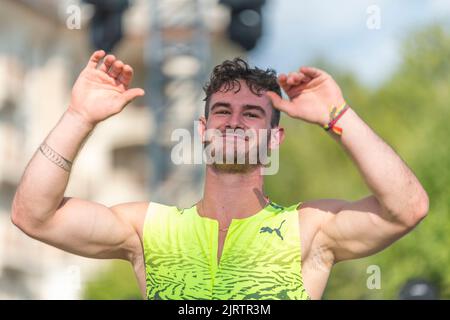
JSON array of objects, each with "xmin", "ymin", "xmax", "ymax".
[{"xmin": 0, "ymin": 0, "xmax": 448, "ymax": 299}]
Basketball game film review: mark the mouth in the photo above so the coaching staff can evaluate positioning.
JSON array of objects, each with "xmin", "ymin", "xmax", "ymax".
[{"xmin": 221, "ymin": 133, "xmax": 249, "ymax": 141}]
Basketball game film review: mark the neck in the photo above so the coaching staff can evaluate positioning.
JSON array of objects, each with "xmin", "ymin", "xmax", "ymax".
[{"xmin": 197, "ymin": 165, "xmax": 268, "ymax": 224}]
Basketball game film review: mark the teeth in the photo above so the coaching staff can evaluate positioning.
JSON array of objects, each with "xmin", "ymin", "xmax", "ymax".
[{"xmin": 223, "ymin": 133, "xmax": 245, "ymax": 136}]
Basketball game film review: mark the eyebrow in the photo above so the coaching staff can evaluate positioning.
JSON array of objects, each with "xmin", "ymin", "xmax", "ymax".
[
  {"xmin": 242, "ymin": 104, "xmax": 266, "ymax": 116},
  {"xmin": 210, "ymin": 102, "xmax": 266, "ymax": 116},
  {"xmin": 210, "ymin": 102, "xmax": 231, "ymax": 112}
]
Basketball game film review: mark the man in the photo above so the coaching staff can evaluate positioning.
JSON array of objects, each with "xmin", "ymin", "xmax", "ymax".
[{"xmin": 11, "ymin": 50, "xmax": 429, "ymax": 300}]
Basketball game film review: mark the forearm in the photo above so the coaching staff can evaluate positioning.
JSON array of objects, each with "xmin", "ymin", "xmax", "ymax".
[
  {"xmin": 327, "ymin": 107, "xmax": 428, "ymax": 220},
  {"xmin": 12, "ymin": 109, "xmax": 94, "ymax": 224}
]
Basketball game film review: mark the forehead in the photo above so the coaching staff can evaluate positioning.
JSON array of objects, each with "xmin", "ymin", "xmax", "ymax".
[{"xmin": 209, "ymin": 80, "xmax": 271, "ymax": 109}]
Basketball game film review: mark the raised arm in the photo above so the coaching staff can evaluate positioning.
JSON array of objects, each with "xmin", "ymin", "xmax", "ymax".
[
  {"xmin": 11, "ymin": 51, "xmax": 146, "ymax": 260},
  {"xmin": 267, "ymin": 67, "xmax": 429, "ymax": 263}
]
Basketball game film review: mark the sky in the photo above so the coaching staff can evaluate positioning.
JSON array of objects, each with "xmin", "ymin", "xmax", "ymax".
[{"xmin": 250, "ymin": 0, "xmax": 450, "ymax": 87}]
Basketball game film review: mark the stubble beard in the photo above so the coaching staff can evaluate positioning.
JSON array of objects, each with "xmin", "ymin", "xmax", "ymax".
[{"xmin": 202, "ymin": 130, "xmax": 271, "ymax": 174}]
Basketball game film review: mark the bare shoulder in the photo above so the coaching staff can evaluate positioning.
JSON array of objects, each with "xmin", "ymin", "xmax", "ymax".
[
  {"xmin": 108, "ymin": 201, "xmax": 150, "ymax": 254},
  {"xmin": 298, "ymin": 198, "xmax": 348, "ymax": 214},
  {"xmin": 297, "ymin": 198, "xmax": 349, "ymax": 228},
  {"xmin": 296, "ymin": 198, "xmax": 348, "ymax": 265},
  {"xmin": 297, "ymin": 198, "xmax": 348, "ymax": 231},
  {"xmin": 296, "ymin": 199, "xmax": 350, "ymax": 299}
]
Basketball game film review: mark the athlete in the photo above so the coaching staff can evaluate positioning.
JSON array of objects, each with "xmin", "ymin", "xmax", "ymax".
[{"xmin": 11, "ymin": 50, "xmax": 429, "ymax": 300}]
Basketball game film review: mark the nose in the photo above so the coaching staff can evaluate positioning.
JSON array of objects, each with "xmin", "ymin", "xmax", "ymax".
[{"xmin": 225, "ymin": 112, "xmax": 244, "ymax": 131}]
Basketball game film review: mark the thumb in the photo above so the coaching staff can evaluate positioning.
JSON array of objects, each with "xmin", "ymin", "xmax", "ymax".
[
  {"xmin": 122, "ymin": 88, "xmax": 145, "ymax": 105},
  {"xmin": 266, "ymin": 91, "xmax": 292, "ymax": 115}
]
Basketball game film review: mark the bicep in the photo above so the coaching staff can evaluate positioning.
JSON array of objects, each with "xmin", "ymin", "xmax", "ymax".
[
  {"xmin": 319, "ymin": 195, "xmax": 412, "ymax": 263},
  {"xmin": 30, "ymin": 197, "xmax": 145, "ymax": 260}
]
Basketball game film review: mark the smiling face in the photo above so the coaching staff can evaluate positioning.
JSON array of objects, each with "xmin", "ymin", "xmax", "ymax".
[{"xmin": 199, "ymin": 80, "xmax": 284, "ymax": 173}]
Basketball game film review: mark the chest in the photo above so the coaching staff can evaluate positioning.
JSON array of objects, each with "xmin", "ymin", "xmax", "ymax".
[
  {"xmin": 217, "ymin": 230, "xmax": 227, "ymax": 265},
  {"xmin": 143, "ymin": 212, "xmax": 309, "ymax": 299}
]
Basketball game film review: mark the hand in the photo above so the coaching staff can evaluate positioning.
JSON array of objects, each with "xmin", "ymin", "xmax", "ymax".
[
  {"xmin": 266, "ymin": 67, "xmax": 345, "ymax": 126},
  {"xmin": 68, "ymin": 50, "xmax": 145, "ymax": 127}
]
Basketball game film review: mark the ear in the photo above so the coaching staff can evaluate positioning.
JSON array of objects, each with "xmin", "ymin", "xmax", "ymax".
[
  {"xmin": 269, "ymin": 127, "xmax": 285, "ymax": 149},
  {"xmin": 198, "ymin": 116, "xmax": 207, "ymax": 143}
]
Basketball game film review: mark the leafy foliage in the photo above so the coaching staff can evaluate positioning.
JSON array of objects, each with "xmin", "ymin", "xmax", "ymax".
[{"xmin": 83, "ymin": 260, "xmax": 141, "ymax": 300}]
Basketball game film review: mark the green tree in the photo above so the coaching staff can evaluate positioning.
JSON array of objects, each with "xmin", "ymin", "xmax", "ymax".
[{"xmin": 83, "ymin": 260, "xmax": 141, "ymax": 300}]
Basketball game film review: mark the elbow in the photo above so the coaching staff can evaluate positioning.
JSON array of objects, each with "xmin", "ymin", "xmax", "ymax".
[
  {"xmin": 11, "ymin": 195, "xmax": 21, "ymax": 227},
  {"xmin": 414, "ymin": 190, "xmax": 429, "ymax": 223},
  {"xmin": 402, "ymin": 190, "xmax": 429, "ymax": 229},
  {"xmin": 10, "ymin": 196, "xmax": 43, "ymax": 236},
  {"xmin": 11, "ymin": 196, "xmax": 28, "ymax": 232},
  {"xmin": 11, "ymin": 211, "xmax": 20, "ymax": 229}
]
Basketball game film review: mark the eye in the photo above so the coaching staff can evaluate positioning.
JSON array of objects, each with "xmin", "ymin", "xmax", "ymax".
[
  {"xmin": 216, "ymin": 110, "xmax": 230, "ymax": 115},
  {"xmin": 244, "ymin": 112, "xmax": 259, "ymax": 118}
]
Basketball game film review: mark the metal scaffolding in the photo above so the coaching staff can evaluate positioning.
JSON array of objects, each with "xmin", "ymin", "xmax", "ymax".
[{"xmin": 145, "ymin": 0, "xmax": 210, "ymax": 207}]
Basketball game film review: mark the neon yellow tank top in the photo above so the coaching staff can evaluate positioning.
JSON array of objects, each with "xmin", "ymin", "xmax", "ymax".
[{"xmin": 142, "ymin": 201, "xmax": 311, "ymax": 300}]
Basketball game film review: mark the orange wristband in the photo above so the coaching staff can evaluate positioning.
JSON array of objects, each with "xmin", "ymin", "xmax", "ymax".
[{"xmin": 323, "ymin": 103, "xmax": 349, "ymax": 136}]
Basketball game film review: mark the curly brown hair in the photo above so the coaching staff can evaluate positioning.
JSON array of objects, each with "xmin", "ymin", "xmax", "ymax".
[{"xmin": 203, "ymin": 58, "xmax": 281, "ymax": 127}]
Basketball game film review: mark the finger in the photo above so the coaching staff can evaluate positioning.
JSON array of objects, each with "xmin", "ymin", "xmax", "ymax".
[
  {"xmin": 86, "ymin": 50, "xmax": 106, "ymax": 69},
  {"xmin": 300, "ymin": 74, "xmax": 313, "ymax": 83},
  {"xmin": 295, "ymin": 72, "xmax": 305, "ymax": 82},
  {"xmin": 292, "ymin": 72, "xmax": 313, "ymax": 86},
  {"xmin": 117, "ymin": 65, "xmax": 133, "ymax": 87},
  {"xmin": 266, "ymin": 91, "xmax": 293, "ymax": 115},
  {"xmin": 300, "ymin": 66, "xmax": 323, "ymax": 79},
  {"xmin": 108, "ymin": 60, "xmax": 124, "ymax": 78},
  {"xmin": 278, "ymin": 73, "xmax": 288, "ymax": 84},
  {"xmin": 278, "ymin": 74, "xmax": 293, "ymax": 92},
  {"xmin": 99, "ymin": 54, "xmax": 116, "ymax": 72},
  {"xmin": 287, "ymin": 72, "xmax": 303, "ymax": 85},
  {"xmin": 295, "ymin": 72, "xmax": 309, "ymax": 82},
  {"xmin": 121, "ymin": 88, "xmax": 145, "ymax": 106}
]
